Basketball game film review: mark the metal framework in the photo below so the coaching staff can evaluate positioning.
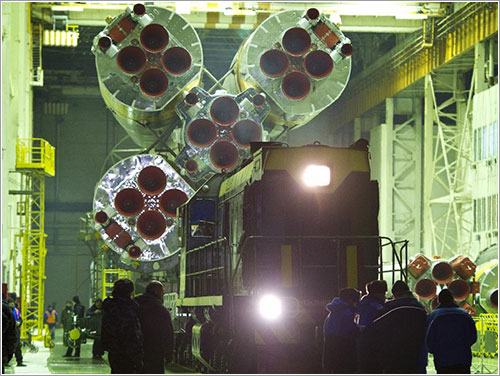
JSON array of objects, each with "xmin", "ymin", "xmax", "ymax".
[
  {"xmin": 15, "ymin": 138, "xmax": 55, "ymax": 340},
  {"xmin": 379, "ymin": 97, "xmax": 423, "ymax": 256},
  {"xmin": 330, "ymin": 2, "xmax": 498, "ymax": 128},
  {"xmin": 423, "ymin": 70, "xmax": 475, "ymax": 258}
]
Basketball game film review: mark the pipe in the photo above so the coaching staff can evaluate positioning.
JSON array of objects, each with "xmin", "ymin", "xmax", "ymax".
[
  {"xmin": 187, "ymin": 119, "xmax": 217, "ymax": 147},
  {"xmin": 282, "ymin": 71, "xmax": 311, "ymax": 101},
  {"xmin": 137, "ymin": 166, "xmax": 167, "ymax": 195},
  {"xmin": 114, "ymin": 188, "xmax": 145, "ymax": 216},
  {"xmin": 431, "ymin": 261, "xmax": 453, "ymax": 284},
  {"xmin": 259, "ymin": 49, "xmax": 290, "ymax": 78},
  {"xmin": 282, "ymin": 27, "xmax": 311, "ymax": 57},
  {"xmin": 210, "ymin": 97, "xmax": 240, "ymax": 126},
  {"xmin": 140, "ymin": 23, "xmax": 169, "ymax": 52},
  {"xmin": 117, "ymin": 46, "xmax": 147, "ymax": 74},
  {"xmin": 159, "ymin": 189, "xmax": 189, "ymax": 217},
  {"xmin": 209, "ymin": 140, "xmax": 239, "ymax": 170},
  {"xmin": 137, "ymin": 210, "xmax": 167, "ymax": 240},
  {"xmin": 414, "ymin": 278, "xmax": 437, "ymax": 300},
  {"xmin": 140, "ymin": 69, "xmax": 169, "ymax": 97},
  {"xmin": 448, "ymin": 279, "xmax": 471, "ymax": 301},
  {"xmin": 162, "ymin": 47, "xmax": 192, "ymax": 76},
  {"xmin": 231, "ymin": 120, "xmax": 262, "ymax": 148},
  {"xmin": 305, "ymin": 50, "xmax": 334, "ymax": 79},
  {"xmin": 488, "ymin": 38, "xmax": 495, "ymax": 86}
]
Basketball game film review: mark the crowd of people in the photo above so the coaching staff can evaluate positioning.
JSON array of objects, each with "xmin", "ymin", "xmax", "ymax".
[
  {"xmin": 323, "ymin": 280, "xmax": 478, "ymax": 374},
  {"xmin": 2, "ymin": 277, "xmax": 479, "ymax": 375}
]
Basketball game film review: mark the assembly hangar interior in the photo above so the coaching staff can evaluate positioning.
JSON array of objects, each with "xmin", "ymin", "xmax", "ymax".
[{"xmin": 1, "ymin": 1, "xmax": 499, "ymax": 374}]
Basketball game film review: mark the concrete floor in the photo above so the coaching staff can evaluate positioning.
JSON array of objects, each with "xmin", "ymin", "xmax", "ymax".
[
  {"xmin": 3, "ymin": 328, "xmax": 497, "ymax": 374},
  {"xmin": 3, "ymin": 328, "xmax": 194, "ymax": 374}
]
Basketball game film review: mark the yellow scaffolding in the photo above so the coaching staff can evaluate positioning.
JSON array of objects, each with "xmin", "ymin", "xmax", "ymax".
[
  {"xmin": 15, "ymin": 138, "xmax": 55, "ymax": 341},
  {"xmin": 102, "ymin": 269, "xmax": 132, "ymax": 300}
]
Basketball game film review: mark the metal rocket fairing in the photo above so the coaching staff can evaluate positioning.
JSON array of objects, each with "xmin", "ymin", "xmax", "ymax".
[
  {"xmin": 93, "ymin": 154, "xmax": 194, "ymax": 273},
  {"xmin": 230, "ymin": 8, "xmax": 353, "ymax": 138},
  {"xmin": 91, "ymin": 4, "xmax": 203, "ymax": 148}
]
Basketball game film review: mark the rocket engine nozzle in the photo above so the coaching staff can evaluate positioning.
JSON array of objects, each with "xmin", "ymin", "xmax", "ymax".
[
  {"xmin": 127, "ymin": 245, "xmax": 142, "ymax": 258},
  {"xmin": 282, "ymin": 27, "xmax": 311, "ymax": 57},
  {"xmin": 140, "ymin": 69, "xmax": 169, "ymax": 97},
  {"xmin": 94, "ymin": 211, "xmax": 109, "ymax": 224},
  {"xmin": 490, "ymin": 289, "xmax": 498, "ymax": 309},
  {"xmin": 140, "ymin": 23, "xmax": 169, "ymax": 52},
  {"xmin": 431, "ymin": 261, "xmax": 453, "ymax": 284},
  {"xmin": 260, "ymin": 49, "xmax": 290, "ymax": 78},
  {"xmin": 306, "ymin": 8, "xmax": 320, "ymax": 20},
  {"xmin": 231, "ymin": 120, "xmax": 262, "ymax": 148},
  {"xmin": 117, "ymin": 46, "xmax": 147, "ymax": 74},
  {"xmin": 114, "ymin": 188, "xmax": 145, "ymax": 216},
  {"xmin": 159, "ymin": 189, "xmax": 189, "ymax": 217},
  {"xmin": 282, "ymin": 72, "xmax": 311, "ymax": 101},
  {"xmin": 162, "ymin": 47, "xmax": 192, "ymax": 76},
  {"xmin": 305, "ymin": 50, "xmax": 334, "ymax": 79},
  {"xmin": 187, "ymin": 119, "xmax": 217, "ymax": 147},
  {"xmin": 138, "ymin": 166, "xmax": 167, "ymax": 195},
  {"xmin": 210, "ymin": 141, "xmax": 239, "ymax": 170},
  {"xmin": 137, "ymin": 210, "xmax": 166, "ymax": 240},
  {"xmin": 448, "ymin": 279, "xmax": 471, "ymax": 301},
  {"xmin": 414, "ymin": 278, "xmax": 437, "ymax": 300},
  {"xmin": 341, "ymin": 43, "xmax": 354, "ymax": 57},
  {"xmin": 210, "ymin": 97, "xmax": 240, "ymax": 126},
  {"xmin": 133, "ymin": 3, "xmax": 146, "ymax": 16}
]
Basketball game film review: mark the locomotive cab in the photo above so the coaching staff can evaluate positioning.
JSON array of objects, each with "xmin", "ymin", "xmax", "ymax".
[{"xmin": 174, "ymin": 142, "xmax": 400, "ymax": 373}]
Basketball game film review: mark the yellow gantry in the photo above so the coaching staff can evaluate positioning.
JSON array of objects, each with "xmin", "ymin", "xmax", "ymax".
[{"xmin": 15, "ymin": 138, "xmax": 55, "ymax": 341}]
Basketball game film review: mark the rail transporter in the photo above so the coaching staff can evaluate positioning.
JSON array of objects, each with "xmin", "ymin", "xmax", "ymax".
[{"xmin": 173, "ymin": 141, "xmax": 407, "ymax": 373}]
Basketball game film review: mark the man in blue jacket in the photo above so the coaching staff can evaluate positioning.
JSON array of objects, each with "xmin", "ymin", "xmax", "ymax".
[
  {"xmin": 426, "ymin": 289, "xmax": 477, "ymax": 374},
  {"xmin": 322, "ymin": 287, "xmax": 361, "ymax": 373}
]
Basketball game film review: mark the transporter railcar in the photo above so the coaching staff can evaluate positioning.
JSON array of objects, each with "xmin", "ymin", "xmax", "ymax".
[{"xmin": 173, "ymin": 141, "xmax": 406, "ymax": 373}]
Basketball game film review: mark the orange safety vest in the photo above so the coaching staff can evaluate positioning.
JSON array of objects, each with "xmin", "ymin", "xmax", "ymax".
[{"xmin": 45, "ymin": 309, "xmax": 56, "ymax": 324}]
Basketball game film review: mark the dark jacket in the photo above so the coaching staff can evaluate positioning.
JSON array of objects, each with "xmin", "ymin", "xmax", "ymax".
[
  {"xmin": 357, "ymin": 294, "xmax": 384, "ymax": 326},
  {"xmin": 61, "ymin": 306, "xmax": 74, "ymax": 331},
  {"xmin": 73, "ymin": 302, "xmax": 85, "ymax": 318},
  {"xmin": 101, "ymin": 296, "xmax": 143, "ymax": 358},
  {"xmin": 367, "ymin": 294, "xmax": 427, "ymax": 373},
  {"xmin": 323, "ymin": 298, "xmax": 359, "ymax": 373},
  {"xmin": 426, "ymin": 307, "xmax": 477, "ymax": 368},
  {"xmin": 134, "ymin": 292, "xmax": 174, "ymax": 363},
  {"xmin": 2, "ymin": 300, "xmax": 18, "ymax": 363}
]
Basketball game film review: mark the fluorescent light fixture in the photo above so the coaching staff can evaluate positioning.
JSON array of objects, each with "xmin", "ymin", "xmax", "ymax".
[
  {"xmin": 43, "ymin": 29, "xmax": 78, "ymax": 47},
  {"xmin": 258, "ymin": 294, "xmax": 282, "ymax": 320},
  {"xmin": 51, "ymin": 6, "xmax": 84, "ymax": 12},
  {"xmin": 302, "ymin": 165, "xmax": 331, "ymax": 187}
]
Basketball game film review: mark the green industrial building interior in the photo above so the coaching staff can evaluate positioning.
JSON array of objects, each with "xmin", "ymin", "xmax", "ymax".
[{"xmin": 1, "ymin": 1, "xmax": 498, "ymax": 374}]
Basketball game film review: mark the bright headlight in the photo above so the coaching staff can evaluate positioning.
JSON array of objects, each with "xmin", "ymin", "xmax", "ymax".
[
  {"xmin": 302, "ymin": 165, "xmax": 330, "ymax": 187},
  {"xmin": 258, "ymin": 294, "xmax": 282, "ymax": 320}
]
